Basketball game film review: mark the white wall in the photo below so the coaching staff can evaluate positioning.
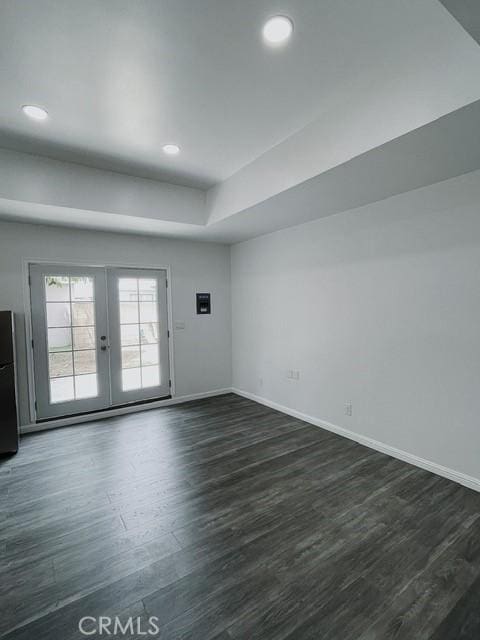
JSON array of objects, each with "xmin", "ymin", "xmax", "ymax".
[
  {"xmin": 0, "ymin": 149, "xmax": 206, "ymax": 225},
  {"xmin": 231, "ymin": 170, "xmax": 480, "ymax": 483},
  {"xmin": 0, "ymin": 220, "xmax": 231, "ymax": 426}
]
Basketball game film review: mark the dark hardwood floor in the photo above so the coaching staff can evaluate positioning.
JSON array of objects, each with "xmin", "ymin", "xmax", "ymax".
[{"xmin": 1, "ymin": 393, "xmax": 480, "ymax": 639}]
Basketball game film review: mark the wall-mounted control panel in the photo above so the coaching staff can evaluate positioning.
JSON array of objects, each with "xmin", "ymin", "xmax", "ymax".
[{"xmin": 196, "ymin": 293, "xmax": 211, "ymax": 315}]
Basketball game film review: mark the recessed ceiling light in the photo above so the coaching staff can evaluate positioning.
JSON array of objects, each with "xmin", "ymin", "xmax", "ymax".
[
  {"xmin": 22, "ymin": 105, "xmax": 48, "ymax": 121},
  {"xmin": 262, "ymin": 15, "xmax": 293, "ymax": 45},
  {"xmin": 162, "ymin": 144, "xmax": 180, "ymax": 155}
]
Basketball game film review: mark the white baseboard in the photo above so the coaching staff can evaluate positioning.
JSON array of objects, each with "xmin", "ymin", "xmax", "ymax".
[
  {"xmin": 232, "ymin": 387, "xmax": 480, "ymax": 493},
  {"xmin": 20, "ymin": 388, "xmax": 233, "ymax": 434}
]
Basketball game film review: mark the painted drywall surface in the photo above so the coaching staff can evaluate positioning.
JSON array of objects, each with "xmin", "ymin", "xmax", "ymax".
[
  {"xmin": 0, "ymin": 149, "xmax": 206, "ymax": 225},
  {"xmin": 231, "ymin": 171, "xmax": 480, "ymax": 480},
  {"xmin": 0, "ymin": 220, "xmax": 231, "ymax": 425},
  {"xmin": 205, "ymin": 101, "xmax": 480, "ymax": 244},
  {"xmin": 207, "ymin": 0, "xmax": 480, "ymax": 225}
]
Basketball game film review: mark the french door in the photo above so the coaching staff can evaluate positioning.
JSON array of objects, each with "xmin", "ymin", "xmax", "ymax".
[
  {"xmin": 107, "ymin": 268, "xmax": 170, "ymax": 406},
  {"xmin": 30, "ymin": 264, "xmax": 170, "ymax": 420}
]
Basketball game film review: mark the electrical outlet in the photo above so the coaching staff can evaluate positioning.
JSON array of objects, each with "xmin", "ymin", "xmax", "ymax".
[
  {"xmin": 287, "ymin": 370, "xmax": 293, "ymax": 379},
  {"xmin": 293, "ymin": 370, "xmax": 300, "ymax": 380},
  {"xmin": 345, "ymin": 403, "xmax": 352, "ymax": 416}
]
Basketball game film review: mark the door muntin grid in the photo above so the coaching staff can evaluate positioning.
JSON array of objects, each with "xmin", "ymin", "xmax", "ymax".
[
  {"xmin": 44, "ymin": 275, "xmax": 98, "ymax": 403},
  {"xmin": 118, "ymin": 277, "xmax": 161, "ymax": 391}
]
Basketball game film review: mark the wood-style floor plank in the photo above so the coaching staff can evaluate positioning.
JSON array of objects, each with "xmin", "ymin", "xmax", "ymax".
[{"xmin": 1, "ymin": 393, "xmax": 479, "ymax": 639}]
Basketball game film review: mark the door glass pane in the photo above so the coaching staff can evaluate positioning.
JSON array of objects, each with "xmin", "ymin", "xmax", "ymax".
[
  {"xmin": 75, "ymin": 374, "xmax": 98, "ymax": 399},
  {"xmin": 72, "ymin": 302, "xmax": 94, "ymax": 326},
  {"xmin": 73, "ymin": 326, "xmax": 96, "ymax": 350},
  {"xmin": 50, "ymin": 377, "xmax": 75, "ymax": 403},
  {"xmin": 48, "ymin": 327, "xmax": 72, "ymax": 352},
  {"xmin": 46, "ymin": 302, "xmax": 71, "ymax": 327},
  {"xmin": 121, "ymin": 324, "xmax": 140, "ymax": 346},
  {"xmin": 122, "ymin": 367, "xmax": 141, "ymax": 391},
  {"xmin": 139, "ymin": 302, "xmax": 158, "ymax": 323},
  {"xmin": 74, "ymin": 350, "xmax": 97, "ymax": 375},
  {"xmin": 141, "ymin": 344, "xmax": 159, "ymax": 366},
  {"xmin": 49, "ymin": 352, "xmax": 73, "ymax": 378},
  {"xmin": 45, "ymin": 276, "xmax": 70, "ymax": 301},
  {"xmin": 139, "ymin": 279, "xmax": 157, "ymax": 301},
  {"xmin": 70, "ymin": 277, "xmax": 94, "ymax": 301},
  {"xmin": 121, "ymin": 346, "xmax": 141, "ymax": 369},
  {"xmin": 119, "ymin": 302, "xmax": 139, "ymax": 324},
  {"xmin": 140, "ymin": 323, "xmax": 158, "ymax": 344},
  {"xmin": 43, "ymin": 274, "xmax": 99, "ymax": 404},
  {"xmin": 142, "ymin": 366, "xmax": 160, "ymax": 388},
  {"xmin": 116, "ymin": 275, "xmax": 162, "ymax": 395},
  {"xmin": 119, "ymin": 279, "xmax": 139, "ymax": 301}
]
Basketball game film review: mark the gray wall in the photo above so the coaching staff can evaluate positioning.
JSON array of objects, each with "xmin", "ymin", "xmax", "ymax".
[
  {"xmin": 0, "ymin": 220, "xmax": 231, "ymax": 425},
  {"xmin": 231, "ymin": 170, "xmax": 480, "ymax": 482}
]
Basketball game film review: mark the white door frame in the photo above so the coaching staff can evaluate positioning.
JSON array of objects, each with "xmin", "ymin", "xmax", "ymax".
[{"xmin": 22, "ymin": 258, "xmax": 175, "ymax": 423}]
